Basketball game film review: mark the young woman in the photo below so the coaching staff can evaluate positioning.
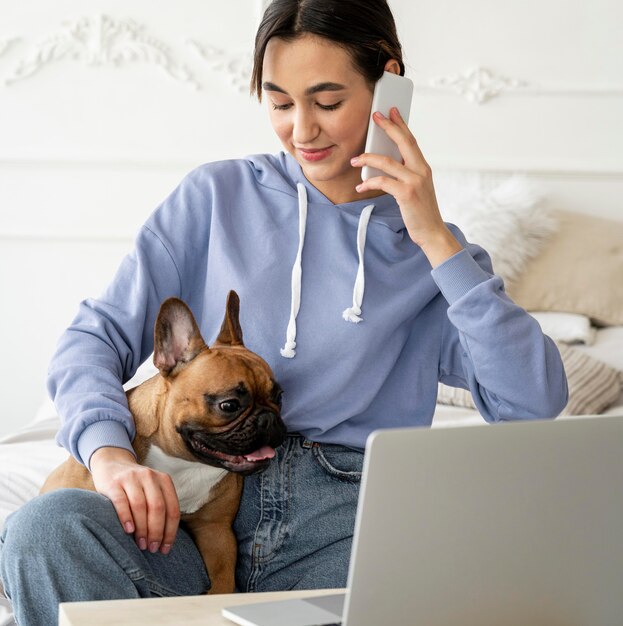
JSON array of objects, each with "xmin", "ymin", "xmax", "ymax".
[{"xmin": 0, "ymin": 1, "xmax": 567, "ymax": 624}]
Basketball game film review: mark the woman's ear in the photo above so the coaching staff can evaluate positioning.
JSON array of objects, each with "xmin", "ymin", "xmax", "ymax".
[{"xmin": 383, "ymin": 59, "xmax": 401, "ymax": 75}]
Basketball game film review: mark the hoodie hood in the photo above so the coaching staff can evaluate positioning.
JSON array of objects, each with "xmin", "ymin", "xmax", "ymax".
[
  {"xmin": 248, "ymin": 152, "xmax": 407, "ymax": 233},
  {"xmin": 248, "ymin": 152, "xmax": 406, "ymax": 358}
]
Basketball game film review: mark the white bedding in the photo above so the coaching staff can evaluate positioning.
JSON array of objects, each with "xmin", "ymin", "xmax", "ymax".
[{"xmin": 1, "ymin": 327, "xmax": 622, "ymax": 625}]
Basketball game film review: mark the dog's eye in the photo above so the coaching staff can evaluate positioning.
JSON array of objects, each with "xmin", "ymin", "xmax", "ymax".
[
  {"xmin": 219, "ymin": 399, "xmax": 241, "ymax": 413},
  {"xmin": 276, "ymin": 391, "xmax": 284, "ymax": 407}
]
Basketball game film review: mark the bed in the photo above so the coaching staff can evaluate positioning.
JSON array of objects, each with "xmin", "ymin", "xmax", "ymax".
[{"xmin": 1, "ymin": 0, "xmax": 622, "ymax": 624}]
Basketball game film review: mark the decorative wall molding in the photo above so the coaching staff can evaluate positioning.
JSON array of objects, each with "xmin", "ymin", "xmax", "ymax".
[
  {"xmin": 427, "ymin": 66, "xmax": 529, "ymax": 104},
  {"xmin": 4, "ymin": 18, "xmax": 622, "ymax": 103},
  {"xmin": 187, "ymin": 40, "xmax": 252, "ymax": 93},
  {"xmin": 3, "ymin": 15, "xmax": 199, "ymax": 89},
  {"xmin": 421, "ymin": 66, "xmax": 623, "ymax": 104}
]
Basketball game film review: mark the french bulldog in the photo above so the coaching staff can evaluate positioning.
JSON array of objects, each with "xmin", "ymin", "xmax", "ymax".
[{"xmin": 41, "ymin": 291, "xmax": 287, "ymax": 594}]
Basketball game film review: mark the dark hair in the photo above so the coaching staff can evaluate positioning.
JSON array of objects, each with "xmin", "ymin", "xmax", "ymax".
[{"xmin": 251, "ymin": 0, "xmax": 405, "ymax": 101}]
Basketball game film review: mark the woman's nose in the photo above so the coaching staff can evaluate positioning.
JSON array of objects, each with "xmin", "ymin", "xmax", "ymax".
[{"xmin": 292, "ymin": 108, "xmax": 319, "ymax": 144}]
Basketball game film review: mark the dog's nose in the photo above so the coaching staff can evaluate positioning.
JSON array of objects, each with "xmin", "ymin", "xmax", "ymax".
[
  {"xmin": 257, "ymin": 410, "xmax": 287, "ymax": 445},
  {"xmin": 257, "ymin": 410, "xmax": 276, "ymax": 431}
]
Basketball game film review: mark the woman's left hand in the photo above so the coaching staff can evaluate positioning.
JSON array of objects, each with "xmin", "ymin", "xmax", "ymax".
[{"xmin": 351, "ymin": 107, "xmax": 462, "ymax": 268}]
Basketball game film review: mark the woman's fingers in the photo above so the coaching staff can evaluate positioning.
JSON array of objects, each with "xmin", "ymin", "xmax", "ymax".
[
  {"xmin": 90, "ymin": 449, "xmax": 180, "ymax": 555},
  {"xmin": 159, "ymin": 476, "xmax": 181, "ymax": 555},
  {"xmin": 106, "ymin": 485, "xmax": 136, "ymax": 535},
  {"xmin": 141, "ymin": 473, "xmax": 168, "ymax": 553},
  {"xmin": 353, "ymin": 152, "xmax": 407, "ymax": 183},
  {"xmin": 355, "ymin": 172, "xmax": 403, "ymax": 198},
  {"xmin": 127, "ymin": 470, "xmax": 180, "ymax": 554},
  {"xmin": 370, "ymin": 108, "xmax": 430, "ymax": 175},
  {"xmin": 352, "ymin": 107, "xmax": 431, "ymax": 186}
]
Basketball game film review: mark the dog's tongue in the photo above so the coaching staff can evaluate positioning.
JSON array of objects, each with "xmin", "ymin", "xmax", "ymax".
[{"xmin": 243, "ymin": 446, "xmax": 276, "ymax": 462}]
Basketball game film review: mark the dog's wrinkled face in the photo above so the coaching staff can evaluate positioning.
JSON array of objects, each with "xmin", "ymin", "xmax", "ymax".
[
  {"xmin": 172, "ymin": 348, "xmax": 286, "ymax": 475},
  {"xmin": 151, "ymin": 292, "xmax": 287, "ymax": 475}
]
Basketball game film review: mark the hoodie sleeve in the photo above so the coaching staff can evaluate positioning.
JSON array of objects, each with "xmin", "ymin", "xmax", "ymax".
[
  {"xmin": 432, "ymin": 230, "xmax": 568, "ymax": 422},
  {"xmin": 47, "ymin": 170, "xmax": 211, "ymax": 467}
]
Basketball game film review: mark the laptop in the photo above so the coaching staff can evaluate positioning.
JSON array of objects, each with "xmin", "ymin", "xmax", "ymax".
[{"xmin": 223, "ymin": 415, "xmax": 623, "ymax": 626}]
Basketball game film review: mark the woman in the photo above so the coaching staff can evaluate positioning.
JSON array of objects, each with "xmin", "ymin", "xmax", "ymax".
[{"xmin": 0, "ymin": 1, "xmax": 567, "ymax": 624}]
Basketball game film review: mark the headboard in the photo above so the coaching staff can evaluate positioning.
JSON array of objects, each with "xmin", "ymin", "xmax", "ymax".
[{"xmin": 1, "ymin": 0, "xmax": 621, "ymax": 436}]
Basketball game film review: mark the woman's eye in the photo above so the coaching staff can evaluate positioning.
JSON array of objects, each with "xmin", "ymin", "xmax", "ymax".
[
  {"xmin": 271, "ymin": 101, "xmax": 342, "ymax": 111},
  {"xmin": 317, "ymin": 102, "xmax": 343, "ymax": 111},
  {"xmin": 219, "ymin": 399, "xmax": 241, "ymax": 413}
]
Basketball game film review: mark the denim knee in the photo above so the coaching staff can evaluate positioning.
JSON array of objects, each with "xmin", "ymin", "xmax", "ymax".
[
  {"xmin": 1, "ymin": 488, "xmax": 209, "ymax": 626},
  {"xmin": 1, "ymin": 489, "xmax": 133, "ymax": 626},
  {"xmin": 2, "ymin": 489, "xmax": 108, "ymax": 561},
  {"xmin": 1, "ymin": 488, "xmax": 121, "ymax": 570}
]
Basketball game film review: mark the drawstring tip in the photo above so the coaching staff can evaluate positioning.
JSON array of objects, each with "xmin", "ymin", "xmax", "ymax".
[
  {"xmin": 280, "ymin": 341, "xmax": 297, "ymax": 358},
  {"xmin": 342, "ymin": 307, "xmax": 363, "ymax": 324}
]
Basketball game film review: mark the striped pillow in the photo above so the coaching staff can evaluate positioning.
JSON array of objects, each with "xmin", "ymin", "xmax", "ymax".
[{"xmin": 437, "ymin": 344, "xmax": 623, "ymax": 416}]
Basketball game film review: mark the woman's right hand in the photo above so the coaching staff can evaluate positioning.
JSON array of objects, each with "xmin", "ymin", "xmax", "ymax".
[{"xmin": 89, "ymin": 447, "xmax": 180, "ymax": 556}]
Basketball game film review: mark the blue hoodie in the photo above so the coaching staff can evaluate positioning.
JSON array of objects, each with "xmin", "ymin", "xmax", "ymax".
[{"xmin": 47, "ymin": 152, "xmax": 568, "ymax": 467}]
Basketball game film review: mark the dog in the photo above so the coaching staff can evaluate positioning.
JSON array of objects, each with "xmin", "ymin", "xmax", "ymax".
[{"xmin": 41, "ymin": 291, "xmax": 287, "ymax": 594}]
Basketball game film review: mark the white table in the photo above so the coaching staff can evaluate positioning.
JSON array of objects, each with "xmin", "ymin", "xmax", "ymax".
[{"xmin": 59, "ymin": 588, "xmax": 344, "ymax": 625}]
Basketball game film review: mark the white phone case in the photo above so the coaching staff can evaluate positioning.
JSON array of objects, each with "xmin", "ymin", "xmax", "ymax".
[{"xmin": 361, "ymin": 71, "xmax": 414, "ymax": 182}]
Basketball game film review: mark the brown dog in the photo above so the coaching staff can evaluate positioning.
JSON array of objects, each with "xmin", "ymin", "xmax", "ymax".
[{"xmin": 41, "ymin": 291, "xmax": 287, "ymax": 594}]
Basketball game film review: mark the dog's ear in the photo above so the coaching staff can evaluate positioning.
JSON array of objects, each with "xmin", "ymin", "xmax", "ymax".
[
  {"xmin": 212, "ymin": 290, "xmax": 244, "ymax": 347},
  {"xmin": 153, "ymin": 298, "xmax": 207, "ymax": 377}
]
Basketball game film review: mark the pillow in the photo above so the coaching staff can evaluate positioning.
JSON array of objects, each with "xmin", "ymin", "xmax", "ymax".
[
  {"xmin": 436, "ymin": 171, "xmax": 558, "ymax": 286},
  {"xmin": 437, "ymin": 344, "xmax": 623, "ymax": 417},
  {"xmin": 529, "ymin": 311, "xmax": 596, "ymax": 345},
  {"xmin": 507, "ymin": 211, "xmax": 623, "ymax": 326}
]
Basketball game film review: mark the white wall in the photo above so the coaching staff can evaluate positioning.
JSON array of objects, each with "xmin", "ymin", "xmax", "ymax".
[{"xmin": 0, "ymin": 0, "xmax": 622, "ymax": 436}]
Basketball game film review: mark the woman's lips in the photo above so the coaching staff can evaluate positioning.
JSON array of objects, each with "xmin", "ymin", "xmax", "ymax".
[{"xmin": 298, "ymin": 146, "xmax": 334, "ymax": 162}]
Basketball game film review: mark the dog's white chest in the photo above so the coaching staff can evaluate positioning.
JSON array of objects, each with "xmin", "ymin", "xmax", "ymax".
[{"xmin": 143, "ymin": 445, "xmax": 228, "ymax": 514}]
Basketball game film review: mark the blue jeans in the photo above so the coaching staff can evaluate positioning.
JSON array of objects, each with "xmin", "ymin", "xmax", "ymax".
[{"xmin": 0, "ymin": 435, "xmax": 363, "ymax": 626}]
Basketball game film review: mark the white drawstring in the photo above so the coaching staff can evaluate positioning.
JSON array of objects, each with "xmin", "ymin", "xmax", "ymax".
[
  {"xmin": 280, "ymin": 183, "xmax": 308, "ymax": 358},
  {"xmin": 281, "ymin": 186, "xmax": 375, "ymax": 358},
  {"xmin": 342, "ymin": 204, "xmax": 375, "ymax": 323}
]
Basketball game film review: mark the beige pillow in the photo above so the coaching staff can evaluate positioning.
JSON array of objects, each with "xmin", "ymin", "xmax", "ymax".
[
  {"xmin": 437, "ymin": 344, "xmax": 623, "ymax": 416},
  {"xmin": 507, "ymin": 210, "xmax": 623, "ymax": 326}
]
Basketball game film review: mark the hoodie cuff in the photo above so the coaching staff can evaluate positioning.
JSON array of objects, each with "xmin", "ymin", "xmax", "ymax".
[
  {"xmin": 430, "ymin": 248, "xmax": 491, "ymax": 304},
  {"xmin": 77, "ymin": 420, "xmax": 136, "ymax": 470}
]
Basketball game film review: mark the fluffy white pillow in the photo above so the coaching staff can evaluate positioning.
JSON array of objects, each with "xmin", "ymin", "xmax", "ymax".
[
  {"xmin": 435, "ymin": 171, "xmax": 558, "ymax": 286},
  {"xmin": 529, "ymin": 311, "xmax": 596, "ymax": 345},
  {"xmin": 530, "ymin": 311, "xmax": 597, "ymax": 346}
]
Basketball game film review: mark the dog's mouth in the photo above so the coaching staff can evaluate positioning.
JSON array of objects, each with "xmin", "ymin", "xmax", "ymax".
[{"xmin": 184, "ymin": 431, "xmax": 277, "ymax": 474}]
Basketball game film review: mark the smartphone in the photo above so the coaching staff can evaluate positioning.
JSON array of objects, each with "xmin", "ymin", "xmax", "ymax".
[{"xmin": 361, "ymin": 71, "xmax": 414, "ymax": 182}]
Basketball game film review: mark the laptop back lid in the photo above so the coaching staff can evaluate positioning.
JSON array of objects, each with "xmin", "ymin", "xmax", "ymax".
[{"xmin": 344, "ymin": 416, "xmax": 623, "ymax": 626}]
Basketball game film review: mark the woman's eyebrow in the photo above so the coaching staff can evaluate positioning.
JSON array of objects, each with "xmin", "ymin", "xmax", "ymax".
[{"xmin": 262, "ymin": 81, "xmax": 347, "ymax": 96}]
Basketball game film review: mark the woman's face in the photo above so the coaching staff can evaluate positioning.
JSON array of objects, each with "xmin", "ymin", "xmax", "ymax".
[{"xmin": 262, "ymin": 34, "xmax": 377, "ymax": 204}]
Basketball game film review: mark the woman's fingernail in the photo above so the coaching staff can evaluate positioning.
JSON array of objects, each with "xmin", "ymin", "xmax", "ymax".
[
  {"xmin": 355, "ymin": 184, "xmax": 363, "ymax": 192},
  {"xmin": 149, "ymin": 542, "xmax": 160, "ymax": 554},
  {"xmin": 138, "ymin": 537, "xmax": 147, "ymax": 551},
  {"xmin": 350, "ymin": 156, "xmax": 360, "ymax": 165},
  {"xmin": 124, "ymin": 521, "xmax": 134, "ymax": 534},
  {"xmin": 161, "ymin": 544, "xmax": 172, "ymax": 556},
  {"xmin": 373, "ymin": 111, "xmax": 386, "ymax": 120}
]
